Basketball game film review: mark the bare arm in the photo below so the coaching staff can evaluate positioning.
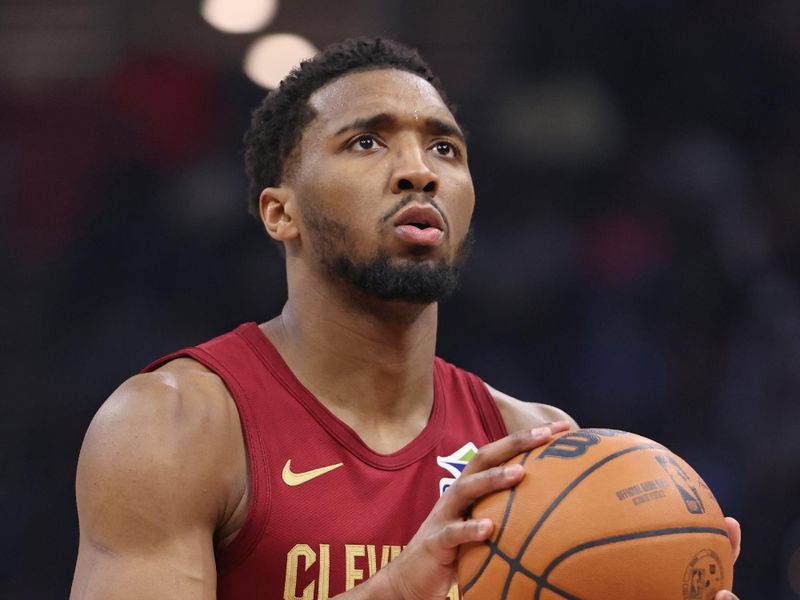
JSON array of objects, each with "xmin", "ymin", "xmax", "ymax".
[
  {"xmin": 485, "ymin": 383, "xmax": 579, "ymax": 432},
  {"xmin": 70, "ymin": 360, "xmax": 247, "ymax": 600}
]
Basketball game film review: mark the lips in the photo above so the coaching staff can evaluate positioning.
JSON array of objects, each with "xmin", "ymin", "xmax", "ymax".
[{"xmin": 391, "ymin": 205, "xmax": 446, "ymax": 246}]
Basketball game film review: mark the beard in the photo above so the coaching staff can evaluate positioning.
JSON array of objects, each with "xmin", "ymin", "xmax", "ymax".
[{"xmin": 303, "ymin": 210, "xmax": 474, "ymax": 304}]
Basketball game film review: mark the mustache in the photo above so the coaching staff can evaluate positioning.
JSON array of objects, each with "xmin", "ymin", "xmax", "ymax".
[{"xmin": 379, "ymin": 193, "xmax": 450, "ymax": 230}]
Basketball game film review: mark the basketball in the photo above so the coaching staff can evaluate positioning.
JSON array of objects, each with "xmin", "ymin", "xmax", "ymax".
[{"xmin": 458, "ymin": 428, "xmax": 733, "ymax": 599}]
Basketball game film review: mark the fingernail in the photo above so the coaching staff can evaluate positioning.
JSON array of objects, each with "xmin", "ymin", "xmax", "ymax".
[
  {"xmin": 478, "ymin": 519, "xmax": 493, "ymax": 535},
  {"xmin": 503, "ymin": 464, "xmax": 523, "ymax": 479},
  {"xmin": 531, "ymin": 427, "xmax": 550, "ymax": 440}
]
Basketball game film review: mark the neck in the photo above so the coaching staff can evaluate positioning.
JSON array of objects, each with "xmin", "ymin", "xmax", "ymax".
[{"xmin": 261, "ymin": 270, "xmax": 439, "ymax": 452}]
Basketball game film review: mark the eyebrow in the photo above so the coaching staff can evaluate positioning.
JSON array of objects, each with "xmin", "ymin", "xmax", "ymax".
[
  {"xmin": 335, "ymin": 113, "xmax": 395, "ymax": 136},
  {"xmin": 425, "ymin": 117, "xmax": 466, "ymax": 144},
  {"xmin": 334, "ymin": 112, "xmax": 466, "ymax": 144}
]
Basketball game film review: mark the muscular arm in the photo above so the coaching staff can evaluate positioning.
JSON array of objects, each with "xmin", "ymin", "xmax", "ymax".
[
  {"xmin": 70, "ymin": 360, "xmax": 247, "ymax": 600},
  {"xmin": 485, "ymin": 383, "xmax": 579, "ymax": 433}
]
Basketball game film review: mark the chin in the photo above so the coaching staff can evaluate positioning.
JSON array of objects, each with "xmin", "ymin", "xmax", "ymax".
[{"xmin": 391, "ymin": 243, "xmax": 451, "ymax": 263}]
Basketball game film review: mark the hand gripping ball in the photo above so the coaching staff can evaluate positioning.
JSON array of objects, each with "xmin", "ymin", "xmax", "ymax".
[{"xmin": 458, "ymin": 429, "xmax": 733, "ymax": 600}]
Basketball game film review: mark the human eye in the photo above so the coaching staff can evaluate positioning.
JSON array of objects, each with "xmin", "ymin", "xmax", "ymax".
[
  {"xmin": 432, "ymin": 140, "xmax": 460, "ymax": 158},
  {"xmin": 348, "ymin": 134, "xmax": 382, "ymax": 152}
]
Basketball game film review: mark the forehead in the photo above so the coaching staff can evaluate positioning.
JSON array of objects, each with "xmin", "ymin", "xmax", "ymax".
[{"xmin": 307, "ymin": 68, "xmax": 455, "ymax": 132}]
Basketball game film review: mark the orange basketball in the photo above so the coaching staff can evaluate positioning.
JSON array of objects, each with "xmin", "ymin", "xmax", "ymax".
[{"xmin": 458, "ymin": 429, "xmax": 733, "ymax": 599}]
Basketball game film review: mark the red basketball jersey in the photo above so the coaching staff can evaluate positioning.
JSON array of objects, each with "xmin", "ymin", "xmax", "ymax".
[{"xmin": 143, "ymin": 322, "xmax": 508, "ymax": 600}]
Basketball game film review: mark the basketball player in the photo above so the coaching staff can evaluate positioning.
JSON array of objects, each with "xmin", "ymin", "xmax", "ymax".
[{"xmin": 70, "ymin": 38, "xmax": 741, "ymax": 599}]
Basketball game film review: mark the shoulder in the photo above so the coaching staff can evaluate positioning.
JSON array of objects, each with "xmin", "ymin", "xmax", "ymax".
[
  {"xmin": 76, "ymin": 358, "xmax": 246, "ymax": 544},
  {"xmin": 484, "ymin": 382, "xmax": 579, "ymax": 434},
  {"xmin": 85, "ymin": 358, "xmax": 238, "ymax": 460}
]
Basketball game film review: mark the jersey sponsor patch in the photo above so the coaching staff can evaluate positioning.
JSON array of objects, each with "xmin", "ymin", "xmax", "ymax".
[{"xmin": 436, "ymin": 442, "xmax": 478, "ymax": 495}]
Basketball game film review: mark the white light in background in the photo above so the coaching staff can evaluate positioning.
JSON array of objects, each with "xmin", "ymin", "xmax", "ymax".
[
  {"xmin": 200, "ymin": 0, "xmax": 278, "ymax": 34},
  {"xmin": 243, "ymin": 33, "xmax": 317, "ymax": 89}
]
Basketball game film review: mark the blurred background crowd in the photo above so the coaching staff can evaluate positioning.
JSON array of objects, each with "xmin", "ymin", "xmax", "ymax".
[{"xmin": 2, "ymin": 0, "xmax": 799, "ymax": 597}]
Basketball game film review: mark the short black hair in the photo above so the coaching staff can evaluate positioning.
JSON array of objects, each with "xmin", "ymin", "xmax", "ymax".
[{"xmin": 243, "ymin": 37, "xmax": 454, "ymax": 219}]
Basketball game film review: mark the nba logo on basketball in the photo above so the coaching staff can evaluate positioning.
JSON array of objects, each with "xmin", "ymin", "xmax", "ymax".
[
  {"xmin": 436, "ymin": 442, "xmax": 478, "ymax": 495},
  {"xmin": 689, "ymin": 568, "xmax": 705, "ymax": 596}
]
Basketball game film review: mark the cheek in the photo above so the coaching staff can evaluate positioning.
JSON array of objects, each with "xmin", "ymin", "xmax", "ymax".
[
  {"xmin": 449, "ymin": 180, "xmax": 475, "ymax": 236},
  {"xmin": 295, "ymin": 170, "xmax": 348, "ymax": 220},
  {"xmin": 325, "ymin": 167, "xmax": 391, "ymax": 229},
  {"xmin": 297, "ymin": 177, "xmax": 383, "ymax": 249},
  {"xmin": 303, "ymin": 159, "xmax": 383, "ymax": 214}
]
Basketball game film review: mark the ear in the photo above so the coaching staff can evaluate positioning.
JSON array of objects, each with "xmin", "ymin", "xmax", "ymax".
[{"xmin": 259, "ymin": 186, "xmax": 299, "ymax": 242}]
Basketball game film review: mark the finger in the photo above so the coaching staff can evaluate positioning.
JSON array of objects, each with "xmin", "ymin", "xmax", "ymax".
[
  {"xmin": 435, "ymin": 518, "xmax": 495, "ymax": 549},
  {"xmin": 724, "ymin": 516, "xmax": 741, "ymax": 562},
  {"xmin": 440, "ymin": 463, "xmax": 527, "ymax": 517},
  {"xmin": 463, "ymin": 421, "xmax": 571, "ymax": 476},
  {"xmin": 714, "ymin": 591, "xmax": 738, "ymax": 600}
]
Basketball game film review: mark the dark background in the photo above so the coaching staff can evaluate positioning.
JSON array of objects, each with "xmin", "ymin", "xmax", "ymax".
[{"xmin": 2, "ymin": 0, "xmax": 799, "ymax": 597}]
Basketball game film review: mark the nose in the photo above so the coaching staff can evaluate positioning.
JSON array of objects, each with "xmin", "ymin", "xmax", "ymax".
[{"xmin": 389, "ymin": 143, "xmax": 439, "ymax": 196}]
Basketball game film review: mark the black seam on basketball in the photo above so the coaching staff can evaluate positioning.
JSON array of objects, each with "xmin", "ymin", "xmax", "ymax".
[
  {"xmin": 517, "ymin": 443, "xmax": 663, "ymax": 562},
  {"xmin": 461, "ymin": 450, "xmax": 533, "ymax": 595},
  {"xmin": 533, "ymin": 526, "xmax": 729, "ymax": 600},
  {"xmin": 515, "ymin": 561, "xmax": 581, "ymax": 600},
  {"xmin": 496, "ymin": 451, "xmax": 564, "ymax": 598},
  {"xmin": 462, "ymin": 441, "xmax": 710, "ymax": 599},
  {"xmin": 467, "ymin": 539, "xmax": 581, "ymax": 598},
  {"xmin": 475, "ymin": 547, "xmax": 579, "ymax": 600},
  {"xmin": 460, "ymin": 540, "xmax": 497, "ymax": 595},
  {"xmin": 469, "ymin": 443, "xmax": 662, "ymax": 598}
]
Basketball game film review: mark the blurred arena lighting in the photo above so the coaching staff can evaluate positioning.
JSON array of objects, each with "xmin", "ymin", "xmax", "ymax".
[
  {"xmin": 0, "ymin": 2, "xmax": 118, "ymax": 89},
  {"xmin": 492, "ymin": 76, "xmax": 622, "ymax": 167},
  {"xmin": 243, "ymin": 33, "xmax": 317, "ymax": 89},
  {"xmin": 200, "ymin": 0, "xmax": 278, "ymax": 34}
]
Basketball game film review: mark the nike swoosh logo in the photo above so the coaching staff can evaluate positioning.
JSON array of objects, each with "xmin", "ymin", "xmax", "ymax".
[{"xmin": 282, "ymin": 459, "xmax": 343, "ymax": 486}]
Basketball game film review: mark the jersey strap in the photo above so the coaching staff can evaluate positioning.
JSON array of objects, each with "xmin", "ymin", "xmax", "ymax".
[{"xmin": 141, "ymin": 322, "xmax": 510, "ymax": 595}]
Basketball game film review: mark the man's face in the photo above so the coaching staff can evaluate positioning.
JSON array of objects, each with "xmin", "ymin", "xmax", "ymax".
[{"xmin": 284, "ymin": 68, "xmax": 475, "ymax": 303}]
